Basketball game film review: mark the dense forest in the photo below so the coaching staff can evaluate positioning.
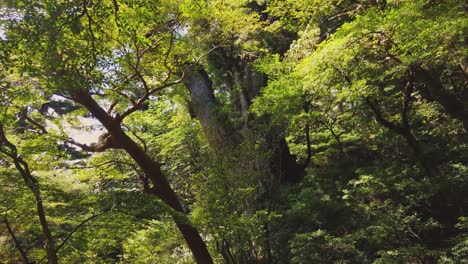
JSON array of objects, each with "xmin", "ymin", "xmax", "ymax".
[{"xmin": 0, "ymin": 0, "xmax": 467, "ymax": 263}]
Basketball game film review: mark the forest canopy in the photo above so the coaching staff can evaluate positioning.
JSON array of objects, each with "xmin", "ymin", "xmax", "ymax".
[{"xmin": 0, "ymin": 0, "xmax": 467, "ymax": 263}]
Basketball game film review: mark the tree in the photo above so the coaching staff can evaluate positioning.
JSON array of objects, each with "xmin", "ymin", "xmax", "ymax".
[
  {"xmin": 2, "ymin": 0, "xmax": 214, "ymax": 262},
  {"xmin": 1, "ymin": 0, "xmax": 467, "ymax": 263}
]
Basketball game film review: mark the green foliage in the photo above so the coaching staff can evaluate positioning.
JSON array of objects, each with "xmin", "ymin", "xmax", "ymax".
[
  {"xmin": 1, "ymin": 0, "xmax": 467, "ymax": 263},
  {"xmin": 291, "ymin": 229, "xmax": 365, "ymax": 264},
  {"xmin": 122, "ymin": 219, "xmax": 193, "ymax": 264}
]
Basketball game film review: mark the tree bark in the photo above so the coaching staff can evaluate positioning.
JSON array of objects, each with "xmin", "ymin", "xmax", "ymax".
[
  {"xmin": 232, "ymin": 62, "xmax": 264, "ymax": 116},
  {"xmin": 184, "ymin": 67, "xmax": 303, "ymax": 183},
  {"xmin": 70, "ymin": 91, "xmax": 213, "ymax": 264},
  {"xmin": 183, "ymin": 68, "xmax": 235, "ymax": 152}
]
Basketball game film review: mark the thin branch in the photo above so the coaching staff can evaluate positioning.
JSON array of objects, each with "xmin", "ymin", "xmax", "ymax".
[
  {"xmin": 3, "ymin": 212, "xmax": 31, "ymax": 263},
  {"xmin": 110, "ymin": 37, "xmax": 222, "ymax": 124},
  {"xmin": 366, "ymin": 30, "xmax": 399, "ymax": 48},
  {"xmin": 332, "ymin": 65, "xmax": 352, "ymax": 85},
  {"xmin": 116, "ymin": 79, "xmax": 183, "ymax": 122},
  {"xmin": 193, "ymin": 43, "xmax": 223, "ymax": 65},
  {"xmin": 83, "ymin": 0, "xmax": 97, "ymax": 62},
  {"xmin": 139, "ymin": 36, "xmax": 165, "ymax": 57},
  {"xmin": 66, "ymin": 160, "xmax": 117, "ymax": 170},
  {"xmin": 124, "ymin": 126, "xmax": 148, "ymax": 153},
  {"xmin": 16, "ymin": 109, "xmax": 48, "ymax": 135},
  {"xmin": 24, "ymin": 239, "xmax": 45, "ymax": 253},
  {"xmin": 0, "ymin": 126, "xmax": 57, "ymax": 262},
  {"xmin": 55, "ymin": 211, "xmax": 108, "ymax": 252},
  {"xmin": 407, "ymin": 227, "xmax": 423, "ymax": 242},
  {"xmin": 135, "ymin": 70, "xmax": 150, "ymax": 93},
  {"xmin": 162, "ymin": 30, "xmax": 176, "ymax": 84},
  {"xmin": 107, "ymin": 100, "xmax": 119, "ymax": 114},
  {"xmin": 25, "ymin": 116, "xmax": 48, "ymax": 135}
]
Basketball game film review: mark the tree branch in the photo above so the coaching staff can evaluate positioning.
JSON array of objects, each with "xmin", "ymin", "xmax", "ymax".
[
  {"xmin": 124, "ymin": 125, "xmax": 148, "ymax": 153},
  {"xmin": 365, "ymin": 97, "xmax": 403, "ymax": 134},
  {"xmin": 55, "ymin": 211, "xmax": 108, "ymax": 253},
  {"xmin": 116, "ymin": 79, "xmax": 183, "ymax": 122},
  {"xmin": 0, "ymin": 125, "xmax": 58, "ymax": 263},
  {"xmin": 67, "ymin": 132, "xmax": 121, "ymax": 153},
  {"xmin": 24, "ymin": 115, "xmax": 48, "ymax": 135},
  {"xmin": 301, "ymin": 101, "xmax": 312, "ymax": 169},
  {"xmin": 3, "ymin": 212, "xmax": 31, "ymax": 264}
]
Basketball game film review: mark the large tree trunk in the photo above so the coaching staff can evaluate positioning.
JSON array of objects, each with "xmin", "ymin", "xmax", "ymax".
[
  {"xmin": 232, "ymin": 62, "xmax": 264, "ymax": 116},
  {"xmin": 232, "ymin": 61, "xmax": 305, "ymax": 183},
  {"xmin": 184, "ymin": 68, "xmax": 235, "ymax": 152},
  {"xmin": 184, "ymin": 67, "xmax": 303, "ymax": 183},
  {"xmin": 71, "ymin": 91, "xmax": 213, "ymax": 264},
  {"xmin": 185, "ymin": 61, "xmax": 303, "ymax": 263}
]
